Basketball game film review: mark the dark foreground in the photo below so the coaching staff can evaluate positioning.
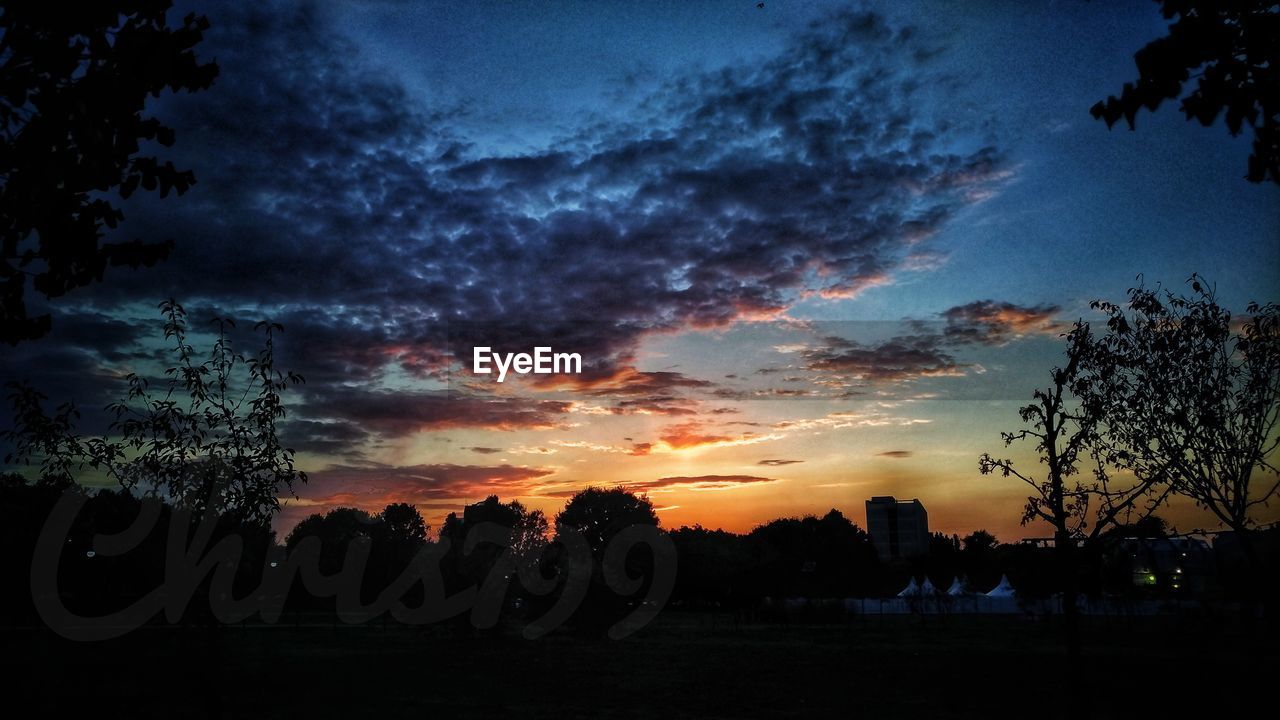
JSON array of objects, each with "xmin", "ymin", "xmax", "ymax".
[{"xmin": 6, "ymin": 611, "xmax": 1275, "ymax": 719}]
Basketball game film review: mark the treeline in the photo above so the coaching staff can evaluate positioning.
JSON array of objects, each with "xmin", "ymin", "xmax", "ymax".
[
  {"xmin": 9, "ymin": 473, "xmax": 1260, "ymax": 636},
  {"xmin": 0, "ymin": 477, "xmax": 668, "ymax": 635}
]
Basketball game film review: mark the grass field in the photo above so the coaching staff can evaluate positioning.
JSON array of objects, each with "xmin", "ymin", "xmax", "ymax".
[{"xmin": 6, "ymin": 612, "xmax": 1275, "ymax": 719}]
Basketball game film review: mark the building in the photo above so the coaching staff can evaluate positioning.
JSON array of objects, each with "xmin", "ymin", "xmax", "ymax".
[{"xmin": 865, "ymin": 496, "xmax": 929, "ymax": 560}]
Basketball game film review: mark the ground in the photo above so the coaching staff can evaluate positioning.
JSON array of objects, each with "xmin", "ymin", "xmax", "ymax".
[{"xmin": 6, "ymin": 612, "xmax": 1274, "ymax": 718}]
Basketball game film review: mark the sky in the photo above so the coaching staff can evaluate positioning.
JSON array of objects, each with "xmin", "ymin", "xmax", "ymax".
[{"xmin": 3, "ymin": 0, "xmax": 1278, "ymax": 541}]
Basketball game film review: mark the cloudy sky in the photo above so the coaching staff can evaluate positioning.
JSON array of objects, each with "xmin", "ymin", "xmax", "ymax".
[{"xmin": 4, "ymin": 0, "xmax": 1277, "ymax": 539}]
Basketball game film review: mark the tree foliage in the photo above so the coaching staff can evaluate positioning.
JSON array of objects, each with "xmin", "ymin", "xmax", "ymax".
[
  {"xmin": 1091, "ymin": 0, "xmax": 1280, "ymax": 184},
  {"xmin": 979, "ymin": 327, "xmax": 1166, "ymax": 544},
  {"xmin": 381, "ymin": 502, "xmax": 430, "ymax": 548},
  {"xmin": 554, "ymin": 486, "xmax": 659, "ymax": 559},
  {"xmin": 3, "ymin": 300, "xmax": 306, "ymax": 523},
  {"xmin": 551, "ymin": 487, "xmax": 660, "ymax": 633},
  {"xmin": 743, "ymin": 509, "xmax": 882, "ymax": 598},
  {"xmin": 440, "ymin": 494, "xmax": 550, "ymax": 601},
  {"xmin": 0, "ymin": 1, "xmax": 218, "ymax": 343},
  {"xmin": 962, "ymin": 530, "xmax": 998, "ymax": 553},
  {"xmin": 284, "ymin": 503, "xmax": 430, "ymax": 607},
  {"xmin": 1074, "ymin": 275, "xmax": 1280, "ymax": 540}
]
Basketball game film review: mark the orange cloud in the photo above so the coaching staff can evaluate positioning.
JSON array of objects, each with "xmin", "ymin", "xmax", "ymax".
[{"xmin": 657, "ymin": 421, "xmax": 781, "ymax": 452}]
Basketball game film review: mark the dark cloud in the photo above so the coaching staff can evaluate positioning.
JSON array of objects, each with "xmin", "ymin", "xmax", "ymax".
[
  {"xmin": 281, "ymin": 419, "xmax": 373, "ymax": 457},
  {"xmin": 110, "ymin": 4, "xmax": 995, "ymax": 343},
  {"xmin": 640, "ymin": 475, "xmax": 781, "ymax": 491},
  {"xmin": 750, "ymin": 304, "xmax": 1060, "ymax": 395},
  {"xmin": 463, "ymin": 446, "xmax": 503, "ymax": 455},
  {"xmin": 801, "ymin": 333, "xmax": 965, "ymax": 382},
  {"xmin": 532, "ymin": 473, "xmax": 779, "ymax": 498},
  {"xmin": 0, "ymin": 306, "xmax": 164, "ymax": 427},
  {"xmin": 876, "ymin": 450, "xmax": 913, "ymax": 458},
  {"xmin": 941, "ymin": 301, "xmax": 1062, "ymax": 345},
  {"xmin": 6, "ymin": 3, "xmax": 1007, "ymax": 458},
  {"xmin": 758, "ymin": 459, "xmax": 804, "ymax": 466},
  {"xmin": 530, "ymin": 366, "xmax": 714, "ymax": 416},
  {"xmin": 570, "ymin": 394, "xmax": 702, "ymax": 418},
  {"xmin": 610, "ymin": 396, "xmax": 700, "ymax": 416},
  {"xmin": 300, "ymin": 461, "xmax": 557, "ymax": 502},
  {"xmin": 300, "ymin": 387, "xmax": 573, "ymax": 436},
  {"xmin": 45, "ymin": 309, "xmax": 149, "ymax": 362},
  {"xmin": 0, "ymin": 344, "xmax": 124, "ymax": 438},
  {"xmin": 549, "ymin": 368, "xmax": 714, "ymax": 395}
]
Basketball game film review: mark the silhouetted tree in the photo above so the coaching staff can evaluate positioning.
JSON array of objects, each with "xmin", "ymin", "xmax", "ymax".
[
  {"xmin": 962, "ymin": 530, "xmax": 999, "ymax": 553},
  {"xmin": 281, "ymin": 503, "xmax": 433, "ymax": 611},
  {"xmin": 0, "ymin": 471, "xmax": 80, "ymax": 620},
  {"xmin": 381, "ymin": 502, "xmax": 429, "ymax": 547},
  {"xmin": 286, "ymin": 508, "xmax": 382, "ymax": 567},
  {"xmin": 981, "ymin": 325, "xmax": 1165, "ymax": 654},
  {"xmin": 1106, "ymin": 515, "xmax": 1171, "ymax": 540},
  {"xmin": 285, "ymin": 507, "xmax": 383, "ymax": 608},
  {"xmin": 1091, "ymin": 1, "xmax": 1280, "ymax": 183},
  {"xmin": 667, "ymin": 525, "xmax": 748, "ymax": 608},
  {"xmin": 961, "ymin": 530, "xmax": 1001, "ymax": 590},
  {"xmin": 554, "ymin": 486, "xmax": 659, "ymax": 560},
  {"xmin": 0, "ymin": 470, "xmax": 275, "ymax": 624},
  {"xmin": 432, "ymin": 495, "xmax": 549, "ymax": 633},
  {"xmin": 440, "ymin": 496, "xmax": 548, "ymax": 595},
  {"xmin": 918, "ymin": 532, "xmax": 962, "ymax": 589},
  {"xmin": 743, "ymin": 509, "xmax": 881, "ymax": 599},
  {"xmin": 1075, "ymin": 276, "xmax": 1279, "ymax": 571},
  {"xmin": 441, "ymin": 496, "xmax": 547, "ymax": 565},
  {"xmin": 554, "ymin": 486, "xmax": 659, "ymax": 633},
  {"xmin": 3, "ymin": 300, "xmax": 307, "ymax": 522},
  {"xmin": 0, "ymin": 2, "xmax": 219, "ymax": 343}
]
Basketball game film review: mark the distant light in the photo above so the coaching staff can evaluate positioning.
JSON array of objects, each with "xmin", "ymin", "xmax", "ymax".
[
  {"xmin": 269, "ymin": 562, "xmax": 279, "ymax": 568},
  {"xmin": 85, "ymin": 550, "xmax": 96, "ymax": 558},
  {"xmin": 1147, "ymin": 574, "xmax": 1156, "ymax": 583}
]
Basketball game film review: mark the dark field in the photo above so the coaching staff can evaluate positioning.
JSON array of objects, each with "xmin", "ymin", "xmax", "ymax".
[{"xmin": 6, "ymin": 612, "xmax": 1275, "ymax": 719}]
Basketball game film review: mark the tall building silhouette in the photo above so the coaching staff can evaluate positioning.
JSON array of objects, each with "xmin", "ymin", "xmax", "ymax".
[{"xmin": 865, "ymin": 496, "xmax": 929, "ymax": 560}]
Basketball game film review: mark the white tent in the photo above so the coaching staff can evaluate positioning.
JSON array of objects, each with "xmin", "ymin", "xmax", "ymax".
[
  {"xmin": 919, "ymin": 577, "xmax": 938, "ymax": 595},
  {"xmin": 896, "ymin": 577, "xmax": 920, "ymax": 597},
  {"xmin": 985, "ymin": 574, "xmax": 1016, "ymax": 598},
  {"xmin": 945, "ymin": 576, "xmax": 970, "ymax": 596}
]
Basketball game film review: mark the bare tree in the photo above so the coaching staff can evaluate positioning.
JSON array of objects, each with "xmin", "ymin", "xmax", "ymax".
[
  {"xmin": 1074, "ymin": 275, "xmax": 1280, "ymax": 568},
  {"xmin": 981, "ymin": 325, "xmax": 1167, "ymax": 654}
]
